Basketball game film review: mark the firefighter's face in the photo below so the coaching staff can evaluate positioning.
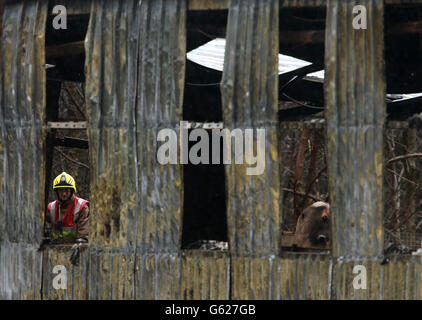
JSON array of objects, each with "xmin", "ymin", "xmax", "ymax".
[{"xmin": 57, "ymin": 188, "xmax": 72, "ymax": 202}]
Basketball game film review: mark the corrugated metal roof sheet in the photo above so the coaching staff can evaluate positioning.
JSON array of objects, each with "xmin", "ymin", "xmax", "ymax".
[{"xmin": 187, "ymin": 38, "xmax": 325, "ymax": 80}]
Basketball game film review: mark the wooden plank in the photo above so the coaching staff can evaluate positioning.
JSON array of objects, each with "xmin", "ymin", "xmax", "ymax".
[
  {"xmin": 135, "ymin": 253, "xmax": 181, "ymax": 299},
  {"xmin": 49, "ymin": 0, "xmax": 91, "ymax": 15},
  {"xmin": 46, "ymin": 41, "xmax": 85, "ymax": 58},
  {"xmin": 42, "ymin": 245, "xmax": 90, "ymax": 300},
  {"xmin": 222, "ymin": 0, "xmax": 281, "ymax": 256},
  {"xmin": 188, "ymin": 0, "xmax": 228, "ymax": 10},
  {"xmin": 281, "ymin": 0, "xmax": 327, "ymax": 7},
  {"xmin": 325, "ymin": 0, "xmax": 385, "ymax": 257},
  {"xmin": 47, "ymin": 121, "xmax": 87, "ymax": 129},
  {"xmin": 181, "ymin": 251, "xmax": 230, "ymax": 299},
  {"xmin": 0, "ymin": 0, "xmax": 47, "ymax": 300},
  {"xmin": 277, "ymin": 254, "xmax": 331, "ymax": 299}
]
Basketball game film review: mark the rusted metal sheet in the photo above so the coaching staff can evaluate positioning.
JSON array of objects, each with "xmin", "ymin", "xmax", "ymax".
[
  {"xmin": 221, "ymin": 0, "xmax": 281, "ymax": 257},
  {"xmin": 181, "ymin": 251, "xmax": 230, "ymax": 299},
  {"xmin": 0, "ymin": 0, "xmax": 47, "ymax": 300},
  {"xmin": 325, "ymin": 0, "xmax": 385, "ymax": 257}
]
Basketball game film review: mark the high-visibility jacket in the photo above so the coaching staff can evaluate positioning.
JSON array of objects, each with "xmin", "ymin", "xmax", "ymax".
[{"xmin": 48, "ymin": 197, "xmax": 89, "ymax": 241}]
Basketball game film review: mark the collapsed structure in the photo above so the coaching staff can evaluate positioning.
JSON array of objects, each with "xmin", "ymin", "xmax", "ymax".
[{"xmin": 1, "ymin": 0, "xmax": 422, "ymax": 300}]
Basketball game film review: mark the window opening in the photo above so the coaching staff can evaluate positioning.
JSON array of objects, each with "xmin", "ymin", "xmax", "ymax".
[
  {"xmin": 181, "ymin": 10, "xmax": 229, "ymax": 251},
  {"xmin": 42, "ymin": 5, "xmax": 90, "ymax": 248}
]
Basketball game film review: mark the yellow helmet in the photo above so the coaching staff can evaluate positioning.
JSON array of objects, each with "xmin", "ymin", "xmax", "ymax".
[{"xmin": 53, "ymin": 172, "xmax": 76, "ymax": 192}]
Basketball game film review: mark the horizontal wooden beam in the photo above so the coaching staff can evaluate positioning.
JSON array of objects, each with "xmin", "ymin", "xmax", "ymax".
[
  {"xmin": 46, "ymin": 41, "xmax": 84, "ymax": 58},
  {"xmin": 279, "ymin": 21, "xmax": 422, "ymax": 45},
  {"xmin": 48, "ymin": 0, "xmax": 229, "ymax": 14},
  {"xmin": 183, "ymin": 121, "xmax": 223, "ymax": 129},
  {"xmin": 188, "ymin": 0, "xmax": 228, "ymax": 10},
  {"xmin": 54, "ymin": 136, "xmax": 88, "ymax": 149},
  {"xmin": 47, "ymin": 121, "xmax": 87, "ymax": 129},
  {"xmin": 279, "ymin": 119, "xmax": 410, "ymax": 129},
  {"xmin": 49, "ymin": 0, "xmax": 91, "ymax": 15}
]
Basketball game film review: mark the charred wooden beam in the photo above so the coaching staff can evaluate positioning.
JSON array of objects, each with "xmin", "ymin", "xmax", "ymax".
[
  {"xmin": 277, "ymin": 20, "xmax": 422, "ymax": 45},
  {"xmin": 46, "ymin": 41, "xmax": 84, "ymax": 58},
  {"xmin": 387, "ymin": 21, "xmax": 422, "ymax": 36},
  {"xmin": 279, "ymin": 119, "xmax": 410, "ymax": 129},
  {"xmin": 279, "ymin": 30, "xmax": 325, "ymax": 44},
  {"xmin": 54, "ymin": 137, "xmax": 89, "ymax": 149},
  {"xmin": 49, "ymin": 0, "xmax": 91, "ymax": 15}
]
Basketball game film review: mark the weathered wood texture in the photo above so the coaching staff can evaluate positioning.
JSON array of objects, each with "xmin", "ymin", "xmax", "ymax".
[
  {"xmin": 280, "ymin": 0, "xmax": 326, "ymax": 7},
  {"xmin": 2, "ymin": 0, "xmax": 422, "ymax": 301},
  {"xmin": 188, "ymin": 0, "xmax": 229, "ymax": 10},
  {"xmin": 221, "ymin": 0, "xmax": 281, "ymax": 258},
  {"xmin": 0, "ymin": 0, "xmax": 47, "ymax": 299},
  {"xmin": 325, "ymin": 0, "xmax": 385, "ymax": 257},
  {"xmin": 180, "ymin": 251, "xmax": 230, "ymax": 299},
  {"xmin": 50, "ymin": 0, "xmax": 91, "ymax": 15},
  {"xmin": 38, "ymin": 248, "xmax": 422, "ymax": 299},
  {"xmin": 84, "ymin": 0, "xmax": 185, "ymax": 298},
  {"xmin": 0, "ymin": 241, "xmax": 43, "ymax": 299},
  {"xmin": 85, "ymin": 0, "xmax": 185, "ymax": 252},
  {"xmin": 385, "ymin": 0, "xmax": 422, "ymax": 4},
  {"xmin": 41, "ymin": 245, "xmax": 89, "ymax": 300}
]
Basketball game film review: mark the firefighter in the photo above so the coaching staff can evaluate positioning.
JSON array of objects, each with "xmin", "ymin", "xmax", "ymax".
[{"xmin": 45, "ymin": 172, "xmax": 89, "ymax": 243}]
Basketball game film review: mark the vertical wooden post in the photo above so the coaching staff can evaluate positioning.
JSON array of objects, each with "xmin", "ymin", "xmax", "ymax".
[
  {"xmin": 0, "ymin": 0, "xmax": 47, "ymax": 299},
  {"xmin": 325, "ymin": 0, "xmax": 385, "ymax": 257},
  {"xmin": 84, "ymin": 0, "xmax": 186, "ymax": 299},
  {"xmin": 221, "ymin": 0, "xmax": 280, "ymax": 299},
  {"xmin": 221, "ymin": 0, "xmax": 280, "ymax": 258}
]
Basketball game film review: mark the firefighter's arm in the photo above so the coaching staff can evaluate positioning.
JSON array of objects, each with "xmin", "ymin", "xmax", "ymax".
[{"xmin": 76, "ymin": 204, "xmax": 89, "ymax": 241}]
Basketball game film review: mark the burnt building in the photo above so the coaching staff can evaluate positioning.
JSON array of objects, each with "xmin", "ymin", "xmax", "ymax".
[{"xmin": 1, "ymin": 0, "xmax": 422, "ymax": 300}]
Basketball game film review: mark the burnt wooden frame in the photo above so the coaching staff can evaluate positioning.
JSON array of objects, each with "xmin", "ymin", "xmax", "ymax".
[{"xmin": 1, "ymin": 0, "xmax": 422, "ymax": 300}]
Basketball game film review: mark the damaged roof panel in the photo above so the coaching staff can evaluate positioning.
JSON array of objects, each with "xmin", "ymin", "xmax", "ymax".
[{"xmin": 187, "ymin": 38, "xmax": 325, "ymax": 80}]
